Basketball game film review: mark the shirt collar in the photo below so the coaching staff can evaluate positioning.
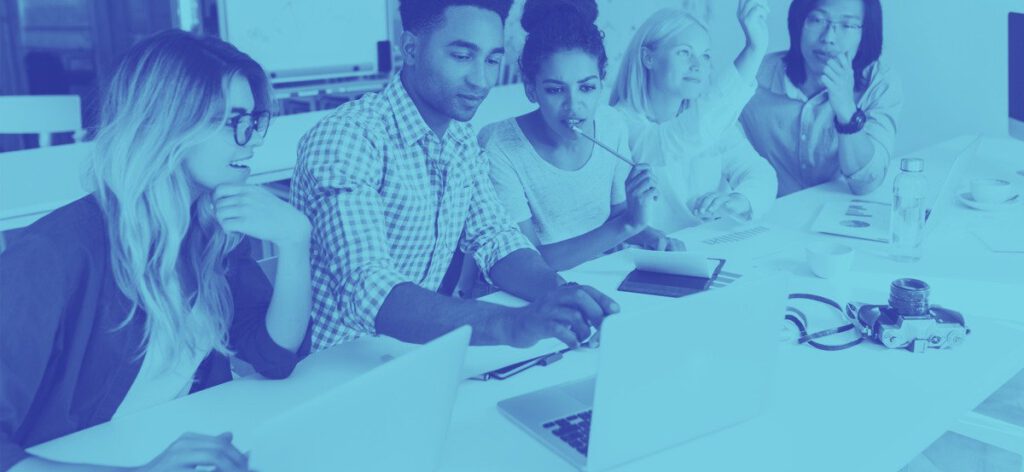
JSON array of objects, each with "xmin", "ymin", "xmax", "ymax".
[
  {"xmin": 384, "ymin": 74, "xmax": 474, "ymax": 147},
  {"xmin": 766, "ymin": 53, "xmax": 814, "ymax": 102}
]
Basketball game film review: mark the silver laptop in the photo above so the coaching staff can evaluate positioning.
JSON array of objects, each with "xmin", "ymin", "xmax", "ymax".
[
  {"xmin": 498, "ymin": 276, "xmax": 786, "ymax": 471},
  {"xmin": 238, "ymin": 326, "xmax": 471, "ymax": 472}
]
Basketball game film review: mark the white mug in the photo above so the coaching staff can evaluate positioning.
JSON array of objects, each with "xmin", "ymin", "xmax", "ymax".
[
  {"xmin": 806, "ymin": 242, "xmax": 855, "ymax": 279},
  {"xmin": 969, "ymin": 178, "xmax": 1014, "ymax": 204}
]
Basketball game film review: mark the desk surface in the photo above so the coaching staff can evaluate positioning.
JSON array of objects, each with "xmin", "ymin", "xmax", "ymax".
[{"xmin": 23, "ymin": 135, "xmax": 1024, "ymax": 471}]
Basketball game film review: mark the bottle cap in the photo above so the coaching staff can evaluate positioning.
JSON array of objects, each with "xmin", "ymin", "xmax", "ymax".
[{"xmin": 900, "ymin": 158, "xmax": 924, "ymax": 172}]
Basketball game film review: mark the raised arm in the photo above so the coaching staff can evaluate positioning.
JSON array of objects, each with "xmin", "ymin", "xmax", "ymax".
[{"xmin": 734, "ymin": 0, "xmax": 771, "ymax": 83}]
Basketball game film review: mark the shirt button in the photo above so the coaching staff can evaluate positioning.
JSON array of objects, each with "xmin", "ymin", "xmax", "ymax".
[{"xmin": 801, "ymin": 134, "xmax": 808, "ymax": 141}]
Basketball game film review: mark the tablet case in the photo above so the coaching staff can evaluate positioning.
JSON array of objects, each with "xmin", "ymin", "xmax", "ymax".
[{"xmin": 617, "ymin": 258, "xmax": 726, "ymax": 298}]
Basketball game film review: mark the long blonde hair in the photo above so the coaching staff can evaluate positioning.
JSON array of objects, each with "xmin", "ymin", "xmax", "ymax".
[
  {"xmin": 609, "ymin": 9, "xmax": 708, "ymax": 119},
  {"xmin": 87, "ymin": 30, "xmax": 270, "ymax": 364}
]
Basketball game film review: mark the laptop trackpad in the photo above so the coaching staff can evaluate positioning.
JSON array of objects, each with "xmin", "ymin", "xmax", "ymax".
[{"xmin": 560, "ymin": 377, "xmax": 596, "ymax": 407}]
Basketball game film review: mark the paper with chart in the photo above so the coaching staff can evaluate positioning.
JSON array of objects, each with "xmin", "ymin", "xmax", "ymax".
[{"xmin": 811, "ymin": 199, "xmax": 891, "ymax": 243}]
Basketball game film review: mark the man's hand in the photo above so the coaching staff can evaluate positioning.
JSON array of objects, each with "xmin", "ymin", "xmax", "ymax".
[
  {"xmin": 822, "ymin": 51, "xmax": 858, "ymax": 123},
  {"xmin": 504, "ymin": 284, "xmax": 620, "ymax": 348}
]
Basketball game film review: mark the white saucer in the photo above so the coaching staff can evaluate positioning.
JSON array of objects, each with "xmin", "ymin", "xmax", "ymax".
[{"xmin": 957, "ymin": 190, "xmax": 1020, "ymax": 211}]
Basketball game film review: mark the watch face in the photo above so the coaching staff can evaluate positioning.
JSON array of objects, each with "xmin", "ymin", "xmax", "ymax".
[
  {"xmin": 854, "ymin": 110, "xmax": 866, "ymax": 126},
  {"xmin": 837, "ymin": 109, "xmax": 866, "ymax": 134}
]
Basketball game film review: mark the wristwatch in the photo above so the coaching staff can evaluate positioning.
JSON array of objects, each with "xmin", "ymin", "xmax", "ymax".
[{"xmin": 835, "ymin": 108, "xmax": 867, "ymax": 134}]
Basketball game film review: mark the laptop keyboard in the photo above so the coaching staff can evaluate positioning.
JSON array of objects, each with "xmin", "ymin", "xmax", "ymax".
[{"xmin": 542, "ymin": 410, "xmax": 592, "ymax": 456}]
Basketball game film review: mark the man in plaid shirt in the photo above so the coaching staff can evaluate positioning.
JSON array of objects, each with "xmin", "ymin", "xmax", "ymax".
[{"xmin": 292, "ymin": 0, "xmax": 620, "ymax": 352}]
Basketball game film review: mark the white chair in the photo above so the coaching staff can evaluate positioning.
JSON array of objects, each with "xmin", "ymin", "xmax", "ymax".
[
  {"xmin": 0, "ymin": 142, "xmax": 93, "ymax": 231},
  {"xmin": 0, "ymin": 95, "xmax": 83, "ymax": 147}
]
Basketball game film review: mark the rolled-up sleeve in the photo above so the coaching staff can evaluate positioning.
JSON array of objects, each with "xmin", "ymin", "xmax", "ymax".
[
  {"xmin": 844, "ymin": 70, "xmax": 903, "ymax": 195},
  {"xmin": 460, "ymin": 150, "xmax": 535, "ymax": 284},
  {"xmin": 293, "ymin": 120, "xmax": 412, "ymax": 344}
]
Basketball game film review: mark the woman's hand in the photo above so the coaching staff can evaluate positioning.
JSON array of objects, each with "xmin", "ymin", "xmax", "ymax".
[
  {"xmin": 213, "ymin": 184, "xmax": 312, "ymax": 248},
  {"xmin": 692, "ymin": 192, "xmax": 753, "ymax": 222},
  {"xmin": 132, "ymin": 432, "xmax": 249, "ymax": 472},
  {"xmin": 822, "ymin": 51, "xmax": 858, "ymax": 123},
  {"xmin": 622, "ymin": 164, "xmax": 659, "ymax": 232},
  {"xmin": 738, "ymin": 0, "xmax": 770, "ymax": 53},
  {"xmin": 629, "ymin": 228, "xmax": 686, "ymax": 251}
]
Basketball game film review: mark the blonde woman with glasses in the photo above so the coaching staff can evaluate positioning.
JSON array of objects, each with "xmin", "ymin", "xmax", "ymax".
[
  {"xmin": 610, "ymin": 1, "xmax": 778, "ymax": 233},
  {"xmin": 0, "ymin": 30, "xmax": 311, "ymax": 472}
]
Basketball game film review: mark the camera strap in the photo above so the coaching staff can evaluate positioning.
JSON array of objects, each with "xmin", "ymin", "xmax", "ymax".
[{"xmin": 785, "ymin": 293, "xmax": 863, "ymax": 351}]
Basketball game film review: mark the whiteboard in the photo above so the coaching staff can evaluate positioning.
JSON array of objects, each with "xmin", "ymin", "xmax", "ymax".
[{"xmin": 219, "ymin": 1, "xmax": 389, "ymax": 82}]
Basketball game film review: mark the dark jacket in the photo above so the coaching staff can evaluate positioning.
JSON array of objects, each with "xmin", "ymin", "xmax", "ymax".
[{"xmin": 0, "ymin": 195, "xmax": 300, "ymax": 471}]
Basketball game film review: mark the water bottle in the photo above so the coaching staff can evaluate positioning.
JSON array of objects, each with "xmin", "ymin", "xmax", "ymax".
[{"xmin": 890, "ymin": 158, "xmax": 927, "ymax": 262}]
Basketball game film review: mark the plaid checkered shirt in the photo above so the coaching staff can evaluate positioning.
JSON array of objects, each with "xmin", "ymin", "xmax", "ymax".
[{"xmin": 292, "ymin": 76, "xmax": 534, "ymax": 351}]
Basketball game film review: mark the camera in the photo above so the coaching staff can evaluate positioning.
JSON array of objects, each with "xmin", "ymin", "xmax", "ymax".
[{"xmin": 845, "ymin": 278, "xmax": 970, "ymax": 353}]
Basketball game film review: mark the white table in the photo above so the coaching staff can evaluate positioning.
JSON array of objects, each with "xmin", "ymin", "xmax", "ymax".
[{"xmin": 25, "ymin": 136, "xmax": 1024, "ymax": 471}]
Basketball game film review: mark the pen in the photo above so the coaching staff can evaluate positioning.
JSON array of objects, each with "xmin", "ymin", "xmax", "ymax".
[
  {"xmin": 570, "ymin": 125, "xmax": 659, "ymax": 202},
  {"xmin": 470, "ymin": 332, "xmax": 600, "ymax": 381},
  {"xmin": 570, "ymin": 124, "xmax": 635, "ymax": 167}
]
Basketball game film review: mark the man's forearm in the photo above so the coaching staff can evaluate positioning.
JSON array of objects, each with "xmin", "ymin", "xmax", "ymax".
[
  {"xmin": 488, "ymin": 248, "xmax": 563, "ymax": 302},
  {"xmin": 838, "ymin": 132, "xmax": 881, "ymax": 194},
  {"xmin": 374, "ymin": 282, "xmax": 514, "ymax": 345}
]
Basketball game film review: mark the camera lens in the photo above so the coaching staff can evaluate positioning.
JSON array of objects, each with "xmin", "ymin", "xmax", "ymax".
[{"xmin": 889, "ymin": 278, "xmax": 930, "ymax": 317}]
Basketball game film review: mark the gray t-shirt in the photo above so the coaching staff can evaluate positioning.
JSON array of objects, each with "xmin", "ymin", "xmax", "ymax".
[{"xmin": 480, "ymin": 107, "xmax": 631, "ymax": 245}]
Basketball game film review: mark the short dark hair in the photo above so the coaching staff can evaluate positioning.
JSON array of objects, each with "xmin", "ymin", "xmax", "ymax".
[
  {"xmin": 783, "ymin": 0, "xmax": 883, "ymax": 92},
  {"xmin": 399, "ymin": 0, "xmax": 513, "ymax": 34},
  {"xmin": 519, "ymin": 0, "xmax": 608, "ymax": 82}
]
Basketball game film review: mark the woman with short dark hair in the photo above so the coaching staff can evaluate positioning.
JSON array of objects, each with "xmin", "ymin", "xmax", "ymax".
[{"xmin": 740, "ymin": 0, "xmax": 902, "ymax": 197}]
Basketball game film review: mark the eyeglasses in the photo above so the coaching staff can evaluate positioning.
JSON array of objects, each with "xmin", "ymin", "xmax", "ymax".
[
  {"xmin": 803, "ymin": 14, "xmax": 863, "ymax": 36},
  {"xmin": 226, "ymin": 110, "xmax": 271, "ymax": 146}
]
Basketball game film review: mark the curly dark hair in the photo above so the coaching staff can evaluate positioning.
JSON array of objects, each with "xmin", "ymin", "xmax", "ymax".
[
  {"xmin": 399, "ymin": 0, "xmax": 513, "ymax": 34},
  {"xmin": 519, "ymin": 0, "xmax": 608, "ymax": 81}
]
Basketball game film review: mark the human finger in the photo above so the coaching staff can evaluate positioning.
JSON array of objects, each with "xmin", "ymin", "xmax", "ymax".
[
  {"xmin": 213, "ymin": 184, "xmax": 249, "ymax": 202},
  {"xmin": 548, "ymin": 322, "xmax": 581, "ymax": 348},
  {"xmin": 666, "ymin": 237, "xmax": 687, "ymax": 251},
  {"xmin": 559, "ymin": 286, "xmax": 607, "ymax": 329},
  {"xmin": 576, "ymin": 285, "xmax": 620, "ymax": 315}
]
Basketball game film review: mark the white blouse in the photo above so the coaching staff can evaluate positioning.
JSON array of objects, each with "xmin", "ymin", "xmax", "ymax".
[{"xmin": 615, "ymin": 66, "xmax": 777, "ymax": 233}]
